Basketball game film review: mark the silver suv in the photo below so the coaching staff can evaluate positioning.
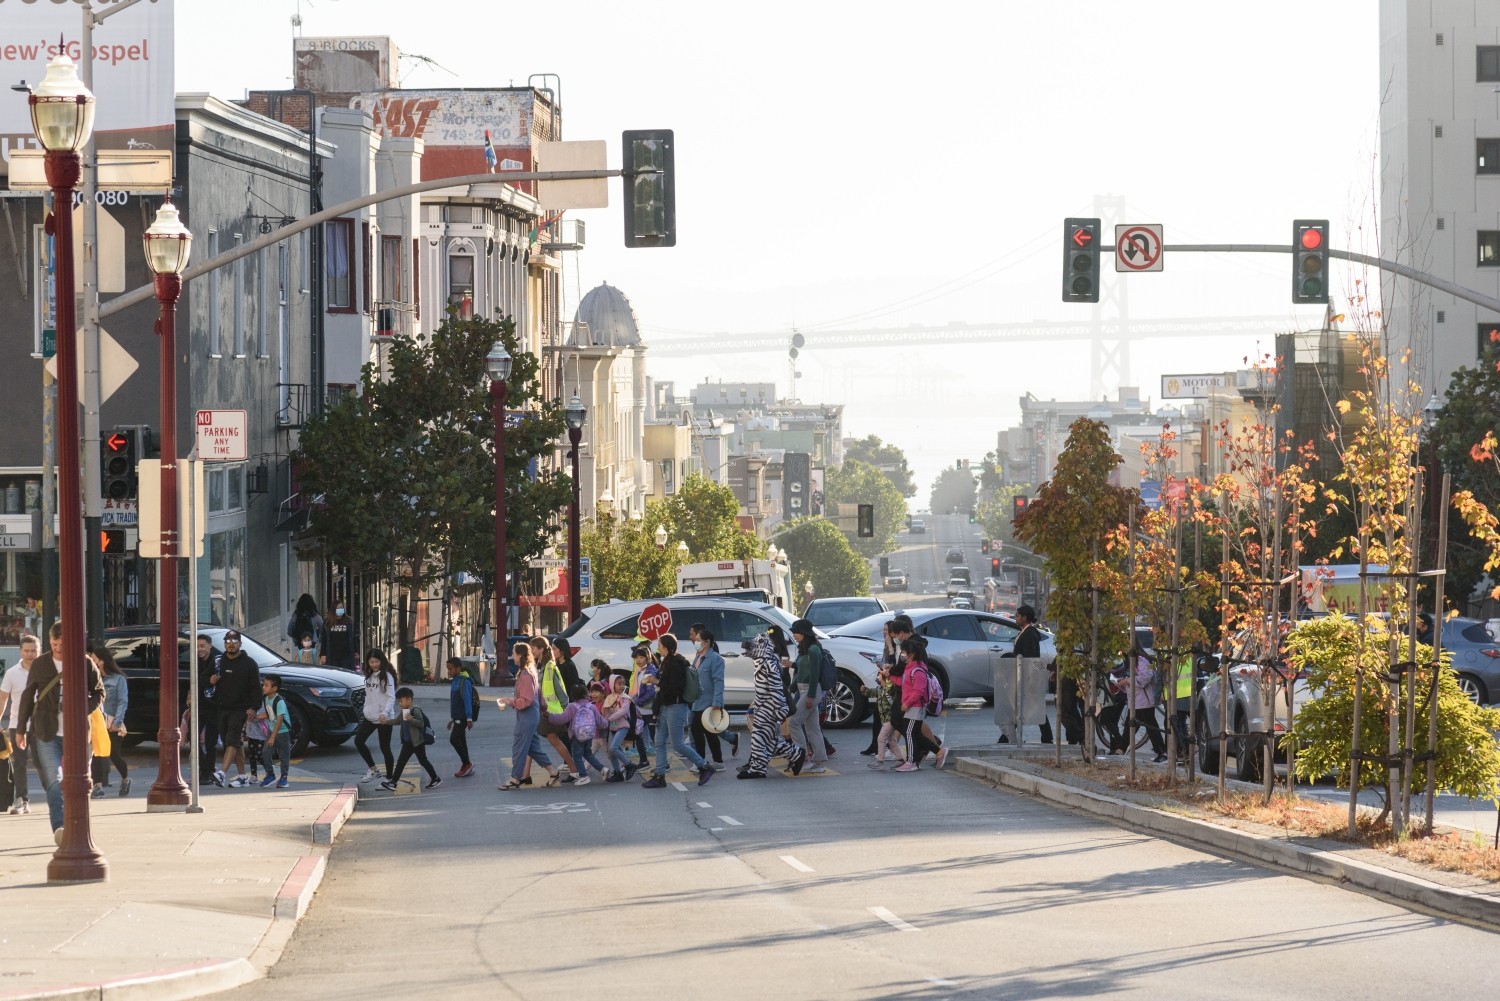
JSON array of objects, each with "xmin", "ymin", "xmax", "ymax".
[{"xmin": 556, "ymin": 597, "xmax": 878, "ymax": 727}]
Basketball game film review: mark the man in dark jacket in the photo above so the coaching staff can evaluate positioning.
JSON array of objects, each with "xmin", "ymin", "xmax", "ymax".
[
  {"xmin": 16, "ymin": 622, "xmax": 104, "ymax": 842},
  {"xmin": 210, "ymin": 630, "xmax": 260, "ymax": 788}
]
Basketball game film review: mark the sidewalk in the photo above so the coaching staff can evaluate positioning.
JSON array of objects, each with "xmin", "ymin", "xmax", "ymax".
[{"xmin": 0, "ymin": 766, "xmax": 357, "ymax": 1001}]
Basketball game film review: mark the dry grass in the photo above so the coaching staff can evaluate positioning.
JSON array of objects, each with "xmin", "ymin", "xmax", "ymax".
[{"xmin": 1009, "ymin": 753, "xmax": 1500, "ymax": 883}]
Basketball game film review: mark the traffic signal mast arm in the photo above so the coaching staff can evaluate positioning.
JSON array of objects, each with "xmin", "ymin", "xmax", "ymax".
[{"xmin": 1096, "ymin": 241, "xmax": 1500, "ymax": 315}]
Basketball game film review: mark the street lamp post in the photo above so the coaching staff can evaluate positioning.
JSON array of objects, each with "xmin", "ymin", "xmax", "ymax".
[
  {"xmin": 31, "ymin": 53, "xmax": 107, "ymax": 882},
  {"xmin": 565, "ymin": 395, "xmax": 586, "ymax": 622},
  {"xmin": 486, "ymin": 342, "xmax": 513, "ymax": 666},
  {"xmin": 654, "ymin": 524, "xmax": 668, "ymax": 550},
  {"xmin": 144, "ymin": 200, "xmax": 193, "ymax": 811}
]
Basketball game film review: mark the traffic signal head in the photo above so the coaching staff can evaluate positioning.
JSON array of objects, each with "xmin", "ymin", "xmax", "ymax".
[
  {"xmin": 1292, "ymin": 219, "xmax": 1329, "ymax": 304},
  {"xmin": 981, "ymin": 539, "xmax": 991, "ymax": 554},
  {"xmin": 101, "ymin": 427, "xmax": 138, "ymax": 500},
  {"xmin": 968, "ymin": 510, "xmax": 976, "ymax": 524},
  {"xmin": 991, "ymin": 557, "xmax": 1001, "ymax": 574},
  {"xmin": 622, "ymin": 130, "xmax": 675, "ymax": 248},
  {"xmin": 1012, "ymin": 495, "xmax": 1030, "ymax": 520},
  {"xmin": 1062, "ymin": 217, "xmax": 1101, "ymax": 303},
  {"xmin": 101, "ymin": 529, "xmax": 127, "ymax": 554}
]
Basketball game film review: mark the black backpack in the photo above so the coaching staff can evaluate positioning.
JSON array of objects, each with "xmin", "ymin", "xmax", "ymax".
[
  {"xmin": 462, "ymin": 673, "xmax": 481, "ymax": 720},
  {"xmin": 817, "ymin": 644, "xmax": 838, "ymax": 698}
]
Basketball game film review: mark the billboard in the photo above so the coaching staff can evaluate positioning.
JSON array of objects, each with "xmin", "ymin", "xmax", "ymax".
[
  {"xmin": 348, "ymin": 88, "xmax": 543, "ymax": 184},
  {"xmin": 0, "ymin": 0, "xmax": 175, "ymax": 179},
  {"xmin": 783, "ymin": 452, "xmax": 811, "ymax": 521},
  {"xmin": 1160, "ymin": 373, "xmax": 1229, "ymax": 400}
]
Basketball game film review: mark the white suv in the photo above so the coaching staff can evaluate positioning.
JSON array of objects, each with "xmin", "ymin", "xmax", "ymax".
[{"xmin": 556, "ymin": 597, "xmax": 878, "ymax": 726}]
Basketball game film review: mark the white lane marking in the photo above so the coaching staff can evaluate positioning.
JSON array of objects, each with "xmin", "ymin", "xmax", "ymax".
[
  {"xmin": 671, "ymin": 782, "xmax": 689, "ymax": 791},
  {"xmin": 718, "ymin": 815, "xmax": 743, "ymax": 826},
  {"xmin": 869, "ymin": 906, "xmax": 920, "ymax": 932},
  {"xmin": 696, "ymin": 801, "xmax": 712, "ymax": 808},
  {"xmin": 709, "ymin": 827, "xmax": 724, "ymax": 832},
  {"xmin": 779, "ymin": 855, "xmax": 814, "ymax": 873},
  {"xmin": 926, "ymin": 977, "xmax": 958, "ymax": 988}
]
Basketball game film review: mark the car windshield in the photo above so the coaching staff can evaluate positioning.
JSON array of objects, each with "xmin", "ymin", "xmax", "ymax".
[
  {"xmin": 828, "ymin": 611, "xmax": 891, "ymax": 642},
  {"xmin": 805, "ymin": 601, "xmax": 876, "ymax": 627}
]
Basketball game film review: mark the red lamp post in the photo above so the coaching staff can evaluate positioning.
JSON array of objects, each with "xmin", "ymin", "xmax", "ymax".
[
  {"xmin": 565, "ymin": 394, "xmax": 586, "ymax": 622},
  {"xmin": 486, "ymin": 341, "xmax": 513, "ymax": 668},
  {"xmin": 144, "ymin": 199, "xmax": 193, "ymax": 810},
  {"xmin": 31, "ymin": 53, "xmax": 107, "ymax": 882}
]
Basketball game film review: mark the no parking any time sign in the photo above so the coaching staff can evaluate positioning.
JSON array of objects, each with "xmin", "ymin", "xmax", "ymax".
[{"xmin": 196, "ymin": 409, "xmax": 247, "ymax": 461}]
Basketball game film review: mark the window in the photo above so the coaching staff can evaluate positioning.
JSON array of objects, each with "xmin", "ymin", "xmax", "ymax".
[
  {"xmin": 412, "ymin": 237, "xmax": 421, "ymax": 324},
  {"xmin": 232, "ymin": 233, "xmax": 245, "ymax": 357},
  {"xmin": 920, "ymin": 615, "xmax": 982, "ymax": 642},
  {"xmin": 278, "ymin": 243, "xmax": 291, "ymax": 423},
  {"xmin": 717, "ymin": 609, "xmax": 769, "ymax": 646},
  {"xmin": 1480, "ymin": 139, "xmax": 1500, "ymax": 175},
  {"xmin": 1434, "ymin": 124, "xmax": 1444, "ymax": 139},
  {"xmin": 979, "ymin": 618, "xmax": 1019, "ymax": 644},
  {"xmin": 1480, "ymin": 231, "xmax": 1500, "ymax": 267},
  {"xmin": 362, "ymin": 222, "xmax": 373, "ymax": 314},
  {"xmin": 325, "ymin": 219, "xmax": 354, "ymax": 310},
  {"xmin": 256, "ymin": 247, "xmax": 268, "ymax": 357},
  {"xmin": 207, "ymin": 229, "xmax": 220, "ymax": 357},
  {"xmin": 1480, "ymin": 46, "xmax": 1500, "ymax": 82},
  {"xmin": 448, "ymin": 253, "xmax": 474, "ymax": 316},
  {"xmin": 1481, "ymin": 323, "xmax": 1500, "ymax": 357},
  {"xmin": 600, "ymin": 616, "xmax": 640, "ymax": 640},
  {"xmin": 381, "ymin": 235, "xmax": 402, "ymax": 303}
]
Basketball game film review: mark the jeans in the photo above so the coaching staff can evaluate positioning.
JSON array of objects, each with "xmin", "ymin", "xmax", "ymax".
[
  {"xmin": 6, "ymin": 729, "xmax": 27, "ymax": 805},
  {"xmin": 607, "ymin": 728, "xmax": 634, "ymax": 773},
  {"xmin": 509, "ymin": 704, "xmax": 552, "ymax": 782},
  {"xmin": 788, "ymin": 699, "xmax": 827, "ymax": 765},
  {"xmin": 652, "ymin": 703, "xmax": 707, "ymax": 776},
  {"xmin": 261, "ymin": 729, "xmax": 291, "ymax": 779},
  {"xmin": 32, "ymin": 735, "xmax": 65, "ymax": 831},
  {"xmin": 355, "ymin": 720, "xmax": 394, "ymax": 776},
  {"xmin": 570, "ymin": 737, "xmax": 607, "ymax": 777}
]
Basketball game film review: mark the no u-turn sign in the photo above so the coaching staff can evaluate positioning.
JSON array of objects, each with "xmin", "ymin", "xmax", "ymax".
[{"xmin": 1115, "ymin": 224, "xmax": 1164, "ymax": 272}]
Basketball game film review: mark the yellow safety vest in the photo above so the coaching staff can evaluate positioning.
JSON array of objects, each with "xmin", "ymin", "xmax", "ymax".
[
  {"xmin": 541, "ymin": 660, "xmax": 566, "ymax": 714},
  {"xmin": 1173, "ymin": 655, "xmax": 1194, "ymax": 701}
]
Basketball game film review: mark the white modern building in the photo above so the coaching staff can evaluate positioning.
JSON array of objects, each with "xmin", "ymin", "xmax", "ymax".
[{"xmin": 1380, "ymin": 0, "xmax": 1500, "ymax": 397}]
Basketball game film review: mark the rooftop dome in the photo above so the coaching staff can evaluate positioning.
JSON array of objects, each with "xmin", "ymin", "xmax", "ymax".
[{"xmin": 571, "ymin": 282, "xmax": 644, "ymax": 348}]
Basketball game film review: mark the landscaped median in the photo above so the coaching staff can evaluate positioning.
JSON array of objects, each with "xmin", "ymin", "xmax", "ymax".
[{"xmin": 952, "ymin": 750, "xmax": 1500, "ymax": 929}]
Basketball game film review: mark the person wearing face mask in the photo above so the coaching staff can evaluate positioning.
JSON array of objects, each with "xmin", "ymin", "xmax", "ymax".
[
  {"xmin": 320, "ymin": 602, "xmax": 357, "ymax": 671},
  {"xmin": 292, "ymin": 632, "xmax": 319, "ymax": 665},
  {"xmin": 688, "ymin": 623, "xmax": 737, "ymax": 764},
  {"xmin": 286, "ymin": 594, "xmax": 323, "ymax": 654}
]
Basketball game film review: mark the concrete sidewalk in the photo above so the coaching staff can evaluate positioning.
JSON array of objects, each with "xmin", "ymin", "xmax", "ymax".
[{"xmin": 0, "ymin": 767, "xmax": 357, "ymax": 1001}]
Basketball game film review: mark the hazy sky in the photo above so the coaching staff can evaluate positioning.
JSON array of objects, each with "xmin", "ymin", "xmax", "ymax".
[{"xmin": 170, "ymin": 0, "xmax": 1381, "ymax": 497}]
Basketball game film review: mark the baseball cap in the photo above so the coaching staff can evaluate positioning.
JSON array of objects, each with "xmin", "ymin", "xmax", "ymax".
[{"xmin": 223, "ymin": 629, "xmax": 242, "ymax": 641}]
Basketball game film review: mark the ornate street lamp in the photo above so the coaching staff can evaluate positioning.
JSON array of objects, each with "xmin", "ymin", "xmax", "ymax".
[
  {"xmin": 143, "ymin": 198, "xmax": 192, "ymax": 811},
  {"xmin": 30, "ymin": 53, "xmax": 106, "ymax": 882},
  {"xmin": 654, "ymin": 524, "xmax": 668, "ymax": 550},
  {"xmin": 565, "ymin": 395, "xmax": 586, "ymax": 621},
  {"xmin": 486, "ymin": 342, "xmax": 513, "ymax": 666},
  {"xmin": 676, "ymin": 540, "xmax": 689, "ymax": 558}
]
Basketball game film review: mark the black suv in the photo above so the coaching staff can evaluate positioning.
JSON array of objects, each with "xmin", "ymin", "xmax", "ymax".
[{"xmin": 103, "ymin": 625, "xmax": 363, "ymax": 757}]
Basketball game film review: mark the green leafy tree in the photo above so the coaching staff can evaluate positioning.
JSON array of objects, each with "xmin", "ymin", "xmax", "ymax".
[
  {"xmin": 580, "ymin": 503, "xmax": 683, "ymax": 604},
  {"xmin": 774, "ymin": 516, "xmax": 870, "ymax": 601},
  {"xmin": 1012, "ymin": 418, "xmax": 1136, "ymax": 762},
  {"xmin": 825, "ymin": 459, "xmax": 906, "ymax": 557},
  {"xmin": 929, "ymin": 465, "xmax": 978, "ymax": 516},
  {"xmin": 296, "ymin": 314, "xmax": 569, "ymax": 643},
  {"xmin": 661, "ymin": 473, "xmax": 766, "ymax": 561},
  {"xmin": 1287, "ymin": 615, "xmax": 1500, "ymax": 808},
  {"xmin": 843, "ymin": 434, "xmax": 917, "ymax": 498},
  {"xmin": 1432, "ymin": 362, "xmax": 1500, "ymax": 608}
]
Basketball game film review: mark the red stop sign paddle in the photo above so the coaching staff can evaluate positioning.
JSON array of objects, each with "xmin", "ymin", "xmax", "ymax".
[{"xmin": 637, "ymin": 603, "xmax": 673, "ymax": 641}]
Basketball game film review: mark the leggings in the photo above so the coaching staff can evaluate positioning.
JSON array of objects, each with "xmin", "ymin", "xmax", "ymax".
[
  {"xmin": 450, "ymin": 720, "xmax": 471, "ymax": 767},
  {"xmin": 391, "ymin": 742, "xmax": 438, "ymax": 783},
  {"xmin": 355, "ymin": 720, "xmax": 394, "ymax": 775},
  {"xmin": 896, "ymin": 715, "xmax": 941, "ymax": 765},
  {"xmin": 607, "ymin": 729, "xmax": 635, "ymax": 773},
  {"xmin": 90, "ymin": 740, "xmax": 129, "ymax": 785},
  {"xmin": 689, "ymin": 710, "xmax": 727, "ymax": 764}
]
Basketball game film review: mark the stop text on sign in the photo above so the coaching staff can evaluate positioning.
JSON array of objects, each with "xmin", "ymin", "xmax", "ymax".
[{"xmin": 637, "ymin": 603, "xmax": 673, "ymax": 641}]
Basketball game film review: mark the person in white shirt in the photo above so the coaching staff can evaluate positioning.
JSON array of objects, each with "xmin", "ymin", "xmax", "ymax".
[{"xmin": 0, "ymin": 635, "xmax": 39, "ymax": 814}]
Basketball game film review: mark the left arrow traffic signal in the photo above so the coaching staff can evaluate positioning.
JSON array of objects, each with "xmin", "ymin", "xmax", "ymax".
[
  {"xmin": 101, "ymin": 426, "xmax": 138, "ymax": 500},
  {"xmin": 1062, "ymin": 217, "xmax": 1101, "ymax": 303}
]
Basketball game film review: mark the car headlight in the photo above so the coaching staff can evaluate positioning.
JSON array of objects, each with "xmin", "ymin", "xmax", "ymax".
[{"xmin": 307, "ymin": 686, "xmax": 348, "ymax": 697}]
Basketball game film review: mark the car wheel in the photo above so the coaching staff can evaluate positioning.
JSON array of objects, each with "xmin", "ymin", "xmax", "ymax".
[
  {"xmin": 1233, "ymin": 710, "xmax": 1263, "ymax": 782},
  {"xmin": 823, "ymin": 670, "xmax": 870, "ymax": 728},
  {"xmin": 1195, "ymin": 708, "xmax": 1220, "ymax": 773},
  {"xmin": 1455, "ymin": 673, "xmax": 1487, "ymax": 705},
  {"xmin": 287, "ymin": 700, "xmax": 312, "ymax": 757}
]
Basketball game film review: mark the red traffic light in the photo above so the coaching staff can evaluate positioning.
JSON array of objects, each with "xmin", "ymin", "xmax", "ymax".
[
  {"xmin": 105, "ymin": 432, "xmax": 129, "ymax": 452},
  {"xmin": 1299, "ymin": 227, "xmax": 1323, "ymax": 250}
]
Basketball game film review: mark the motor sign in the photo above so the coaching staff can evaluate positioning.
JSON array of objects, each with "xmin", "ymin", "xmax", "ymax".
[{"xmin": 637, "ymin": 603, "xmax": 673, "ymax": 641}]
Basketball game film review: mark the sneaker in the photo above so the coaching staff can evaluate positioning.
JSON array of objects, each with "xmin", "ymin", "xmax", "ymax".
[
  {"xmin": 260, "ymin": 774, "xmax": 277, "ymax": 788},
  {"xmin": 54, "ymin": 827, "xmax": 64, "ymax": 846},
  {"xmin": 6, "ymin": 803, "xmax": 15, "ymax": 815},
  {"xmin": 624, "ymin": 764, "xmax": 639, "ymax": 781},
  {"xmin": 212, "ymin": 769, "xmax": 226, "ymax": 788},
  {"xmin": 868, "ymin": 760, "xmax": 889, "ymax": 770},
  {"xmin": 641, "ymin": 776, "xmax": 667, "ymax": 789},
  {"xmin": 379, "ymin": 780, "xmax": 397, "ymax": 791},
  {"xmin": 574, "ymin": 775, "xmax": 592, "ymax": 787},
  {"xmin": 1153, "ymin": 753, "xmax": 1168, "ymax": 764},
  {"xmin": 229, "ymin": 775, "xmax": 249, "ymax": 788},
  {"xmin": 276, "ymin": 778, "xmax": 289, "ymax": 789},
  {"xmin": 18, "ymin": 799, "xmax": 29, "ymax": 815},
  {"xmin": 859, "ymin": 747, "xmax": 877, "ymax": 756},
  {"xmin": 426, "ymin": 777, "xmax": 442, "ymax": 790},
  {"xmin": 895, "ymin": 762, "xmax": 919, "ymax": 772},
  {"xmin": 560, "ymin": 770, "xmax": 576, "ymax": 784},
  {"xmin": 698, "ymin": 765, "xmax": 715, "ymax": 786},
  {"xmin": 455, "ymin": 763, "xmax": 475, "ymax": 779},
  {"xmin": 91, "ymin": 786, "xmax": 105, "ymax": 799},
  {"xmin": 789, "ymin": 749, "xmax": 807, "ymax": 777},
  {"xmin": 936, "ymin": 748, "xmax": 950, "ymax": 770},
  {"xmin": 119, "ymin": 778, "xmax": 131, "ymax": 797},
  {"xmin": 726, "ymin": 732, "xmax": 740, "ymax": 757},
  {"xmin": 359, "ymin": 767, "xmax": 381, "ymax": 784},
  {"xmin": 805, "ymin": 765, "xmax": 828, "ymax": 774},
  {"xmin": 605, "ymin": 771, "xmax": 625, "ymax": 783},
  {"xmin": 736, "ymin": 770, "xmax": 766, "ymax": 779}
]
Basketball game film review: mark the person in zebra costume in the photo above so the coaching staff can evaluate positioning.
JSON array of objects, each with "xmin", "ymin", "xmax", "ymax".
[{"xmin": 738, "ymin": 632, "xmax": 808, "ymax": 779}]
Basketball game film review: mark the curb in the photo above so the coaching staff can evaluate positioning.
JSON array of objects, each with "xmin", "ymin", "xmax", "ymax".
[
  {"xmin": 312, "ymin": 784, "xmax": 359, "ymax": 846},
  {"xmin": 273, "ymin": 852, "xmax": 327, "ymax": 921},
  {"xmin": 953, "ymin": 755, "xmax": 1500, "ymax": 930},
  {"xmin": 0, "ymin": 959, "xmax": 256, "ymax": 1001}
]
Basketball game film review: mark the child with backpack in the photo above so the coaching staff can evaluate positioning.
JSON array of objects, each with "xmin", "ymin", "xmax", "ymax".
[
  {"xmin": 382, "ymin": 687, "xmax": 441, "ymax": 791},
  {"xmin": 255, "ymin": 675, "xmax": 292, "ymax": 788},
  {"xmin": 895, "ymin": 636, "xmax": 943, "ymax": 771},
  {"xmin": 1127, "ymin": 643, "xmax": 1168, "ymax": 763},
  {"xmin": 601, "ymin": 675, "xmax": 639, "ymax": 782},
  {"xmin": 446, "ymin": 656, "xmax": 480, "ymax": 778},
  {"xmin": 632, "ymin": 662, "xmax": 658, "ymax": 768},
  {"xmin": 548, "ymin": 683, "xmax": 609, "ymax": 786},
  {"xmin": 292, "ymin": 632, "xmax": 319, "ymax": 665}
]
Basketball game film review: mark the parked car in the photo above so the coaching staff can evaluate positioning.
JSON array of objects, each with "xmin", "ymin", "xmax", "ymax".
[
  {"xmin": 949, "ymin": 594, "xmax": 975, "ymax": 610},
  {"xmin": 882, "ymin": 570, "xmax": 909, "ymax": 592},
  {"xmin": 909, "ymin": 518, "xmax": 926, "ymax": 534},
  {"xmin": 823, "ymin": 608, "xmax": 1057, "ymax": 706},
  {"xmin": 557, "ymin": 596, "xmax": 879, "ymax": 727},
  {"xmin": 803, "ymin": 597, "xmax": 890, "ymax": 632},
  {"xmin": 103, "ymin": 625, "xmax": 364, "ymax": 757},
  {"xmin": 945, "ymin": 547, "xmax": 965, "ymax": 565},
  {"xmin": 947, "ymin": 567, "xmax": 973, "ymax": 596},
  {"xmin": 1436, "ymin": 617, "xmax": 1500, "ymax": 704}
]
